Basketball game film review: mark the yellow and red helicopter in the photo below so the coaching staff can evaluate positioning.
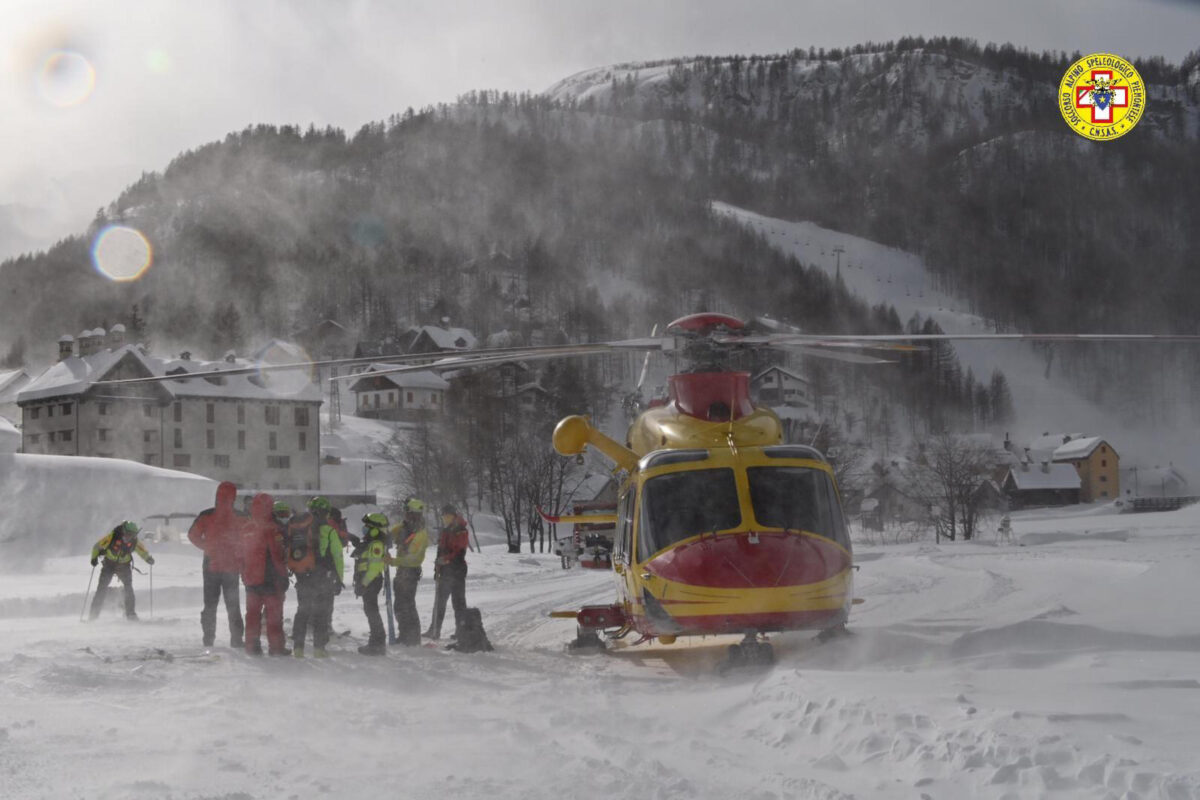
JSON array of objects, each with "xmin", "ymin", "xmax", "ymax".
[{"xmin": 96, "ymin": 312, "xmax": 1200, "ymax": 665}]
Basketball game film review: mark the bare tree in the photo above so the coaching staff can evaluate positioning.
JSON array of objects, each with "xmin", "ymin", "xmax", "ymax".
[{"xmin": 903, "ymin": 435, "xmax": 995, "ymax": 542}]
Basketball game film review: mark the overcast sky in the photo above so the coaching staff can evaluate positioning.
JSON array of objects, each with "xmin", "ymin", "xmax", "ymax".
[{"xmin": 1, "ymin": 0, "xmax": 1196, "ymax": 258}]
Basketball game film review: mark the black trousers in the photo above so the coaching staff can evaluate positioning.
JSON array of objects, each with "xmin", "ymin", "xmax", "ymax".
[
  {"xmin": 201, "ymin": 565, "xmax": 244, "ymax": 646},
  {"xmin": 293, "ymin": 571, "xmax": 335, "ymax": 650},
  {"xmin": 361, "ymin": 576, "xmax": 385, "ymax": 646},
  {"xmin": 429, "ymin": 562, "xmax": 467, "ymax": 638},
  {"xmin": 90, "ymin": 560, "xmax": 135, "ymax": 619},
  {"xmin": 393, "ymin": 567, "xmax": 421, "ymax": 646}
]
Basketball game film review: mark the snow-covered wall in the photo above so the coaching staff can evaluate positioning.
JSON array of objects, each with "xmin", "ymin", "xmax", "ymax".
[{"xmin": 0, "ymin": 454, "xmax": 217, "ymax": 568}]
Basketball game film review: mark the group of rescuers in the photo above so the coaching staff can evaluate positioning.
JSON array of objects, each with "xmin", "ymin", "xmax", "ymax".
[{"xmin": 88, "ymin": 481, "xmax": 477, "ymax": 657}]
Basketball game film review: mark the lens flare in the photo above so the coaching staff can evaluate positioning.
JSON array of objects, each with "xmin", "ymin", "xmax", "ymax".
[
  {"xmin": 36, "ymin": 50, "xmax": 96, "ymax": 108},
  {"xmin": 91, "ymin": 225, "xmax": 153, "ymax": 282},
  {"xmin": 256, "ymin": 342, "xmax": 315, "ymax": 396}
]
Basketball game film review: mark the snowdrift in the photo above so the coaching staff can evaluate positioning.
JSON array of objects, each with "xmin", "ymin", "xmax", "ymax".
[{"xmin": 0, "ymin": 453, "xmax": 216, "ymax": 568}]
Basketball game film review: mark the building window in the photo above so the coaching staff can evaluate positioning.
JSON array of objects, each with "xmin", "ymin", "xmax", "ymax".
[
  {"xmin": 360, "ymin": 394, "xmax": 367, "ymax": 408},
  {"xmin": 143, "ymin": 404, "xmax": 154, "ymax": 418},
  {"xmin": 1101, "ymin": 446, "xmax": 1107, "ymax": 454},
  {"xmin": 265, "ymin": 405, "xmax": 280, "ymax": 425},
  {"xmin": 144, "ymin": 430, "xmax": 156, "ymax": 443},
  {"xmin": 174, "ymin": 428, "xmax": 183, "ymax": 448},
  {"xmin": 61, "ymin": 430, "xmax": 73, "ymax": 442},
  {"xmin": 212, "ymin": 454, "xmax": 230, "ymax": 468},
  {"xmin": 30, "ymin": 407, "xmax": 40, "ymax": 420},
  {"xmin": 1101, "ymin": 459, "xmax": 1107, "ymax": 467},
  {"xmin": 206, "ymin": 403, "xmax": 215, "ymax": 423},
  {"xmin": 299, "ymin": 431, "xmax": 307, "ymax": 451},
  {"xmin": 28, "ymin": 433, "xmax": 39, "ymax": 444},
  {"xmin": 48, "ymin": 431, "xmax": 57, "ymax": 443},
  {"xmin": 47, "ymin": 405, "xmax": 54, "ymax": 418},
  {"xmin": 98, "ymin": 403, "xmax": 109, "ymax": 416},
  {"xmin": 173, "ymin": 453, "xmax": 191, "ymax": 468},
  {"xmin": 374, "ymin": 394, "xmax": 380, "ymax": 409},
  {"xmin": 61, "ymin": 403, "xmax": 72, "ymax": 416},
  {"xmin": 267, "ymin": 455, "xmax": 291, "ymax": 469},
  {"xmin": 406, "ymin": 392, "xmax": 414, "ymax": 403},
  {"xmin": 432, "ymin": 394, "xmax": 439, "ymax": 405},
  {"xmin": 1099, "ymin": 475, "xmax": 1108, "ymax": 482},
  {"xmin": 173, "ymin": 402, "xmax": 182, "ymax": 422},
  {"xmin": 237, "ymin": 430, "xmax": 245, "ymax": 451},
  {"xmin": 98, "ymin": 428, "xmax": 110, "ymax": 442},
  {"xmin": 388, "ymin": 392, "xmax": 395, "ymax": 406},
  {"xmin": 206, "ymin": 429, "xmax": 215, "ymax": 449},
  {"xmin": 294, "ymin": 407, "xmax": 309, "ymax": 426},
  {"xmin": 269, "ymin": 432, "xmax": 277, "ymax": 451},
  {"xmin": 237, "ymin": 404, "xmax": 245, "ymax": 424},
  {"xmin": 144, "ymin": 454, "xmax": 158, "ymax": 466}
]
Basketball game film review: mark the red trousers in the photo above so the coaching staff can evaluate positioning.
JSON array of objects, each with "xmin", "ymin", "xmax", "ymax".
[{"xmin": 245, "ymin": 590, "xmax": 286, "ymax": 654}]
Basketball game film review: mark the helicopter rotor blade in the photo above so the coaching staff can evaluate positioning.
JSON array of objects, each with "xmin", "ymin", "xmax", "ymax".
[{"xmin": 636, "ymin": 324, "xmax": 659, "ymax": 393}]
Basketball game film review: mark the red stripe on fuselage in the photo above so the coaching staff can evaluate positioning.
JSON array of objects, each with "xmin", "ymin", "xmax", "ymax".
[
  {"xmin": 633, "ymin": 608, "xmax": 848, "ymax": 636},
  {"xmin": 645, "ymin": 532, "xmax": 849, "ymax": 589}
]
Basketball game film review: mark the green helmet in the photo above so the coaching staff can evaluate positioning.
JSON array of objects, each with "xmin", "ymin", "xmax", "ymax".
[
  {"xmin": 307, "ymin": 496, "xmax": 331, "ymax": 513},
  {"xmin": 273, "ymin": 501, "xmax": 292, "ymax": 516},
  {"xmin": 121, "ymin": 521, "xmax": 140, "ymax": 536},
  {"xmin": 405, "ymin": 498, "xmax": 425, "ymax": 513},
  {"xmin": 362, "ymin": 512, "xmax": 388, "ymax": 529}
]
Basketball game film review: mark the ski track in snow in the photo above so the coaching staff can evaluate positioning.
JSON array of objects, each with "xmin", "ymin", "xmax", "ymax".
[{"xmin": 4, "ymin": 503, "xmax": 1200, "ymax": 798}]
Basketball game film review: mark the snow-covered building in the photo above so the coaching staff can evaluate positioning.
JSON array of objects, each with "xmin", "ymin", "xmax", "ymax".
[
  {"xmin": 17, "ymin": 334, "xmax": 322, "ymax": 490},
  {"xmin": 401, "ymin": 325, "xmax": 478, "ymax": 355},
  {"xmin": 348, "ymin": 365, "xmax": 449, "ymax": 421},
  {"xmin": 0, "ymin": 367, "xmax": 30, "ymax": 422},
  {"xmin": 1025, "ymin": 432, "xmax": 1086, "ymax": 463},
  {"xmin": 1002, "ymin": 462, "xmax": 1081, "ymax": 509},
  {"xmin": 1051, "ymin": 437, "xmax": 1118, "ymax": 503},
  {"xmin": 751, "ymin": 365, "xmax": 812, "ymax": 408}
]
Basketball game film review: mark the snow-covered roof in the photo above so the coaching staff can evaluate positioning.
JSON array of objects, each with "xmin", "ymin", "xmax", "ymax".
[
  {"xmin": 0, "ymin": 368, "xmax": 29, "ymax": 397},
  {"xmin": 1027, "ymin": 432, "xmax": 1085, "ymax": 459},
  {"xmin": 415, "ymin": 325, "xmax": 477, "ymax": 351},
  {"xmin": 1052, "ymin": 436, "xmax": 1109, "ymax": 461},
  {"xmin": 17, "ymin": 344, "xmax": 321, "ymax": 404},
  {"xmin": 348, "ymin": 365, "xmax": 450, "ymax": 392},
  {"xmin": 1006, "ymin": 463, "xmax": 1081, "ymax": 491},
  {"xmin": 752, "ymin": 365, "xmax": 810, "ymax": 384}
]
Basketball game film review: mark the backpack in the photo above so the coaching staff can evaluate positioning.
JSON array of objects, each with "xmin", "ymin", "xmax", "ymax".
[
  {"xmin": 448, "ymin": 607, "xmax": 493, "ymax": 653},
  {"xmin": 285, "ymin": 513, "xmax": 319, "ymax": 574}
]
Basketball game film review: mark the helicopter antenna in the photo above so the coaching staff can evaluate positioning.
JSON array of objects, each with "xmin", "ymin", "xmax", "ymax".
[{"xmin": 809, "ymin": 421, "xmax": 824, "ymax": 448}]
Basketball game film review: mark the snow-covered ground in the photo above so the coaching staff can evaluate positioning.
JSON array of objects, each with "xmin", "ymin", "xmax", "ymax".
[{"xmin": 3, "ymin": 503, "xmax": 1200, "ymax": 799}]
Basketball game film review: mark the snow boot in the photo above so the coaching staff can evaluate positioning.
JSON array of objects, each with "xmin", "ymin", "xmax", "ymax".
[
  {"xmin": 268, "ymin": 648, "xmax": 292, "ymax": 657},
  {"xmin": 357, "ymin": 643, "xmax": 385, "ymax": 656},
  {"xmin": 293, "ymin": 646, "xmax": 305, "ymax": 659},
  {"xmin": 313, "ymin": 648, "xmax": 329, "ymax": 658}
]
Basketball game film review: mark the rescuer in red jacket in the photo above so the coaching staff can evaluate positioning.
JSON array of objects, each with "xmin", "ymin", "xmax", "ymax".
[
  {"xmin": 425, "ymin": 504, "xmax": 470, "ymax": 640},
  {"xmin": 188, "ymin": 481, "xmax": 246, "ymax": 648},
  {"xmin": 240, "ymin": 493, "xmax": 290, "ymax": 656}
]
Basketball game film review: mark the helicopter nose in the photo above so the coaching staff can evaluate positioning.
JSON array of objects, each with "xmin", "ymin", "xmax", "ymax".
[{"xmin": 645, "ymin": 532, "xmax": 849, "ymax": 589}]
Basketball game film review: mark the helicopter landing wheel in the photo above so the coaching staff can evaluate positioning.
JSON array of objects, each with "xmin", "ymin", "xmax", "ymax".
[
  {"xmin": 817, "ymin": 624, "xmax": 851, "ymax": 644},
  {"xmin": 566, "ymin": 627, "xmax": 606, "ymax": 654},
  {"xmin": 719, "ymin": 634, "xmax": 775, "ymax": 673}
]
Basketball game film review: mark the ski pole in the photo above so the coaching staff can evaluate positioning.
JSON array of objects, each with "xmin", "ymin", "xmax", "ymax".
[
  {"xmin": 149, "ymin": 563, "xmax": 154, "ymax": 619},
  {"xmin": 383, "ymin": 565, "xmax": 397, "ymax": 644},
  {"xmin": 80, "ymin": 564, "xmax": 96, "ymax": 622}
]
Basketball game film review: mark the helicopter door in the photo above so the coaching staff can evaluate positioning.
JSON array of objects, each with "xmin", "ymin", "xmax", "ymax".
[{"xmin": 612, "ymin": 489, "xmax": 637, "ymax": 612}]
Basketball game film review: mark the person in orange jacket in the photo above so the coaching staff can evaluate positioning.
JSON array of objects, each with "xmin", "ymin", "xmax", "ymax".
[{"xmin": 187, "ymin": 481, "xmax": 246, "ymax": 648}]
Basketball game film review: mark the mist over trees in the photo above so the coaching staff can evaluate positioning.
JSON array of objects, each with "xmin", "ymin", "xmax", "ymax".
[{"xmin": 0, "ymin": 37, "xmax": 1195, "ymax": 431}]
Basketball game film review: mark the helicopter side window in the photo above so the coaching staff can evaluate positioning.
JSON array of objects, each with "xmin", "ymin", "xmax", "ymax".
[
  {"xmin": 637, "ymin": 468, "xmax": 741, "ymax": 560},
  {"xmin": 747, "ymin": 467, "xmax": 845, "ymax": 547},
  {"xmin": 614, "ymin": 491, "xmax": 634, "ymax": 565}
]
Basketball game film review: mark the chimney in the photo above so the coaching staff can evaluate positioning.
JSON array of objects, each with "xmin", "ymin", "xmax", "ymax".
[
  {"xmin": 78, "ymin": 329, "xmax": 102, "ymax": 357},
  {"xmin": 58, "ymin": 335, "xmax": 75, "ymax": 361},
  {"xmin": 1003, "ymin": 432, "xmax": 1012, "ymax": 452},
  {"xmin": 107, "ymin": 324, "xmax": 126, "ymax": 348},
  {"xmin": 224, "ymin": 350, "xmax": 237, "ymax": 363},
  {"xmin": 180, "ymin": 351, "xmax": 192, "ymax": 361},
  {"xmin": 1062, "ymin": 435, "xmax": 1072, "ymax": 445}
]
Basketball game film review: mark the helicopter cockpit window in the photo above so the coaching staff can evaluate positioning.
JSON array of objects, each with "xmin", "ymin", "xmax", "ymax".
[
  {"xmin": 747, "ymin": 467, "xmax": 848, "ymax": 548},
  {"xmin": 637, "ymin": 468, "xmax": 741, "ymax": 560}
]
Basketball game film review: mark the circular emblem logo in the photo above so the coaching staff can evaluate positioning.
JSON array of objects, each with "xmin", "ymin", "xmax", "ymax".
[{"xmin": 1059, "ymin": 53, "xmax": 1145, "ymax": 141}]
